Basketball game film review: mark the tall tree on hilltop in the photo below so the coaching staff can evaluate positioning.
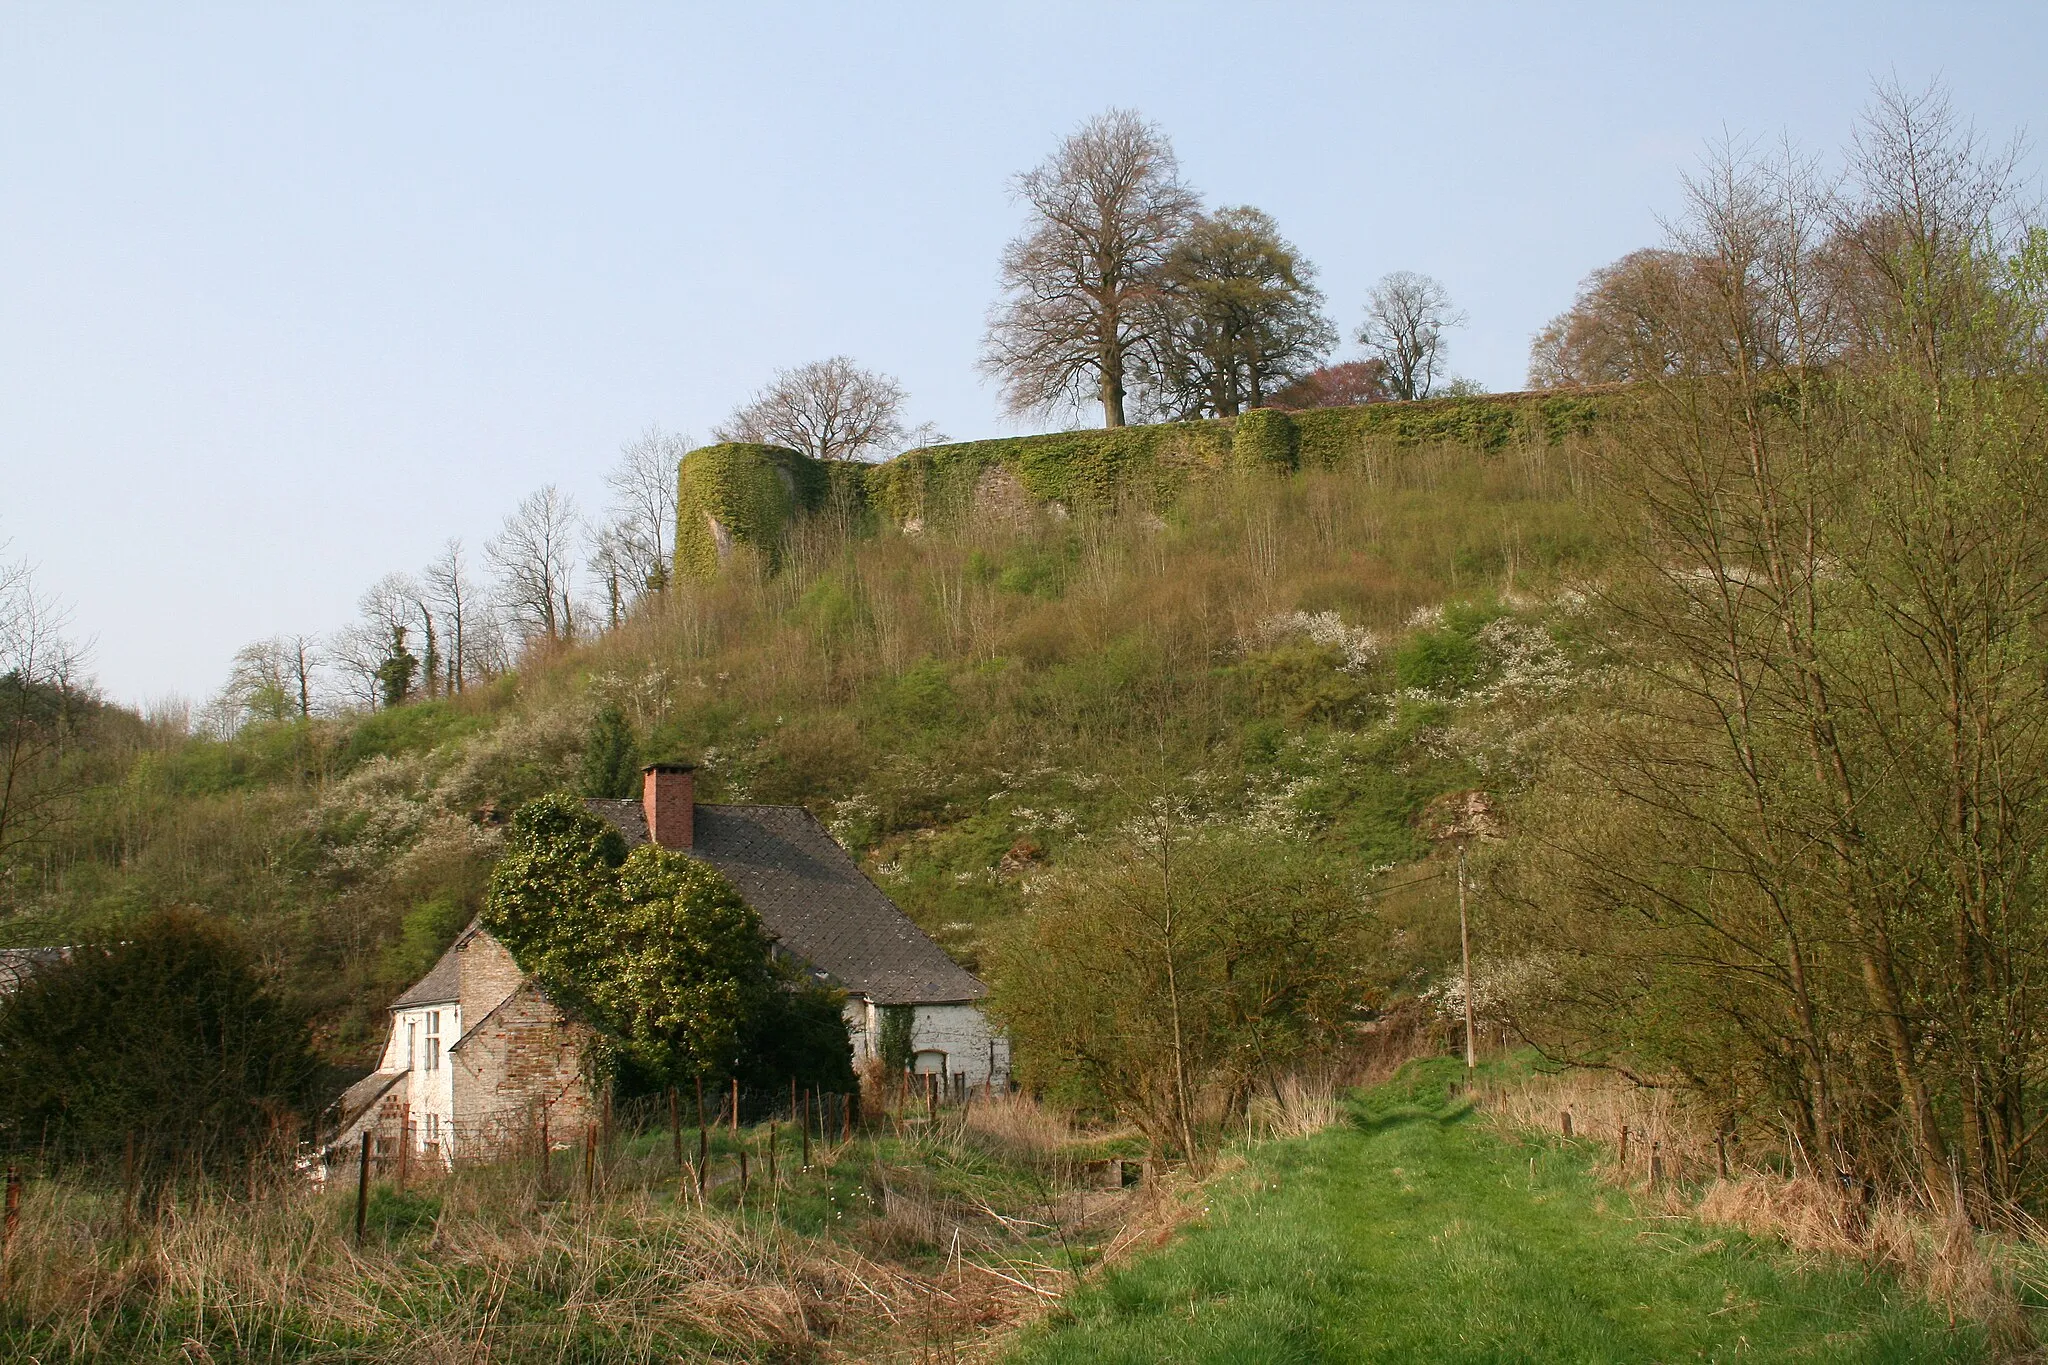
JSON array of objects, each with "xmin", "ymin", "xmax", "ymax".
[
  {"xmin": 604, "ymin": 427, "xmax": 687, "ymax": 595},
  {"xmin": 981, "ymin": 109, "xmax": 1201, "ymax": 428},
  {"xmin": 421, "ymin": 538, "xmax": 477, "ymax": 694},
  {"xmin": 717, "ymin": 358, "xmax": 907, "ymax": 464},
  {"xmin": 0, "ymin": 556, "xmax": 91, "ymax": 871},
  {"xmin": 1526, "ymin": 248, "xmax": 1704, "ymax": 388},
  {"xmin": 1145, "ymin": 206, "xmax": 1337, "ymax": 418},
  {"xmin": 1358, "ymin": 271, "xmax": 1465, "ymax": 400},
  {"xmin": 488, "ymin": 485, "xmax": 581, "ymax": 648}
]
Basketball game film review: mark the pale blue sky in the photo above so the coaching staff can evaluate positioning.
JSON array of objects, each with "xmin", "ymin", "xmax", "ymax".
[{"xmin": 3, "ymin": 2, "xmax": 2042, "ymax": 705}]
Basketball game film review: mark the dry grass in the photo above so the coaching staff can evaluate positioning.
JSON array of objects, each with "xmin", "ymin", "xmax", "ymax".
[
  {"xmin": 1481, "ymin": 1066, "xmax": 2048, "ymax": 1357},
  {"xmin": 0, "ymin": 1098, "xmax": 1171, "ymax": 1364}
]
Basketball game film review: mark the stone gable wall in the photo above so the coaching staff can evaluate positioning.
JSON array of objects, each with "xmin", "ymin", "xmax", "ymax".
[{"xmin": 450, "ymin": 981, "xmax": 596, "ymax": 1157}]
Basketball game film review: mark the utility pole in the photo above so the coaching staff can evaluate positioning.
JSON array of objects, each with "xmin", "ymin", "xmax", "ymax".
[{"xmin": 1458, "ymin": 844, "xmax": 1476, "ymax": 1070}]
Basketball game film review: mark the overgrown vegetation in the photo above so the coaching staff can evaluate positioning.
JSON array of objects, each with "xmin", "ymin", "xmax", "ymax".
[
  {"xmin": 0, "ymin": 911, "xmax": 325, "ymax": 1174},
  {"xmin": 484, "ymin": 793, "xmax": 854, "ymax": 1095}
]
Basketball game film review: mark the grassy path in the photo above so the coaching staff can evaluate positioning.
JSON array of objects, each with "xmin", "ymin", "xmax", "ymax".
[{"xmin": 1010, "ymin": 1062, "xmax": 1983, "ymax": 1364}]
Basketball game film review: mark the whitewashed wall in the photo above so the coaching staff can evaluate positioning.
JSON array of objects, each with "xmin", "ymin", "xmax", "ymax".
[
  {"xmin": 375, "ymin": 1004, "xmax": 460, "ymax": 1159},
  {"xmin": 845, "ymin": 997, "xmax": 1010, "ymax": 1087}
]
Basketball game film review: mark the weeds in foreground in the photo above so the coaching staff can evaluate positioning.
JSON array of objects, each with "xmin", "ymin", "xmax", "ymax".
[{"xmin": 0, "ymin": 1097, "xmax": 1182, "ymax": 1364}]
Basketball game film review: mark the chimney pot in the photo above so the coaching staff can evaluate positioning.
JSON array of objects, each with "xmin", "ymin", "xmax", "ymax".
[{"xmin": 642, "ymin": 763, "xmax": 695, "ymax": 850}]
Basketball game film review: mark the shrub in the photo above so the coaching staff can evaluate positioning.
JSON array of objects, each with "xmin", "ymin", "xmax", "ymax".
[
  {"xmin": 0, "ymin": 911, "xmax": 324, "ymax": 1174},
  {"xmin": 580, "ymin": 703, "xmax": 640, "ymax": 799}
]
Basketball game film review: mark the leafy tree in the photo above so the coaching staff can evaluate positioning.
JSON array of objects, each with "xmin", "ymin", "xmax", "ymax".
[
  {"xmin": 0, "ymin": 911, "xmax": 324, "ymax": 1174},
  {"xmin": 981, "ymin": 108, "xmax": 1201, "ymax": 428},
  {"xmin": 484, "ymin": 793, "xmax": 850, "ymax": 1091},
  {"xmin": 1146, "ymin": 206, "xmax": 1336, "ymax": 418},
  {"xmin": 990, "ymin": 815, "xmax": 1379, "ymax": 1156},
  {"xmin": 580, "ymin": 704, "xmax": 640, "ymax": 799}
]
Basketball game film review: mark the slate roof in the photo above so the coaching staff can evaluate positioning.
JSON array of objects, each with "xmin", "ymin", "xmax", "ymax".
[
  {"xmin": 391, "ymin": 922, "xmax": 484, "ymax": 1008},
  {"xmin": 584, "ymin": 799, "xmax": 985, "ymax": 1006},
  {"xmin": 334, "ymin": 1069, "xmax": 404, "ymax": 1130}
]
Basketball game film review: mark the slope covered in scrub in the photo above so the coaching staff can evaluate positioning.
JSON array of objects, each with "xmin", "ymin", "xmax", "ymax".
[{"xmin": 4, "ymin": 424, "xmax": 1609, "ymax": 1063}]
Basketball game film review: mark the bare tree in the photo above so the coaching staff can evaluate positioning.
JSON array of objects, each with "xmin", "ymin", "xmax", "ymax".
[
  {"xmin": 325, "ymin": 623, "xmax": 385, "ymax": 710},
  {"xmin": 716, "ymin": 358, "xmax": 906, "ymax": 463},
  {"xmin": 421, "ymin": 538, "xmax": 479, "ymax": 694},
  {"xmin": 981, "ymin": 109, "xmax": 1201, "ymax": 428},
  {"xmin": 586, "ymin": 522, "xmax": 632, "ymax": 633},
  {"xmin": 224, "ymin": 635, "xmax": 318, "ymax": 724},
  {"xmin": 487, "ymin": 486, "xmax": 581, "ymax": 647},
  {"xmin": 0, "ymin": 556, "xmax": 90, "ymax": 868},
  {"xmin": 1357, "ymin": 271, "xmax": 1466, "ymax": 400},
  {"xmin": 603, "ymin": 427, "xmax": 687, "ymax": 594}
]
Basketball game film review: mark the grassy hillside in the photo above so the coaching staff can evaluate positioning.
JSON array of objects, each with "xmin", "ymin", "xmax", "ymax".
[{"xmin": 5, "ymin": 423, "xmax": 1608, "ymax": 1061}]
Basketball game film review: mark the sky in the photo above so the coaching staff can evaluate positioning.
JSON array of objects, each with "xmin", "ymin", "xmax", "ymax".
[{"xmin": 2, "ymin": 2, "xmax": 2043, "ymax": 708}]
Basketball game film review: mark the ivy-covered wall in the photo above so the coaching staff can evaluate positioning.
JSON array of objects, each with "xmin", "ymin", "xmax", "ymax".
[
  {"xmin": 671, "ymin": 393, "xmax": 1625, "ymax": 571},
  {"xmin": 868, "ymin": 391, "xmax": 1620, "ymax": 523},
  {"xmin": 673, "ymin": 442, "xmax": 832, "ymax": 580}
]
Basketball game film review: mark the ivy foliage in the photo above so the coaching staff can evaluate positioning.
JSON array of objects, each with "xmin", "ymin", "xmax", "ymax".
[
  {"xmin": 483, "ymin": 793, "xmax": 852, "ymax": 1091},
  {"xmin": 673, "ymin": 442, "xmax": 832, "ymax": 580}
]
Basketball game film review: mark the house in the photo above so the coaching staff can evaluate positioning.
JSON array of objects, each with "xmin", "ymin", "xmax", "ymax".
[{"xmin": 328, "ymin": 763, "xmax": 1007, "ymax": 1164}]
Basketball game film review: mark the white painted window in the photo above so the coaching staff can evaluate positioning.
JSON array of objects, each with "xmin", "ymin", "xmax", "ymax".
[
  {"xmin": 406, "ymin": 1020, "xmax": 416, "ymax": 1070},
  {"xmin": 425, "ymin": 1011, "xmax": 441, "ymax": 1072},
  {"xmin": 425, "ymin": 1113, "xmax": 441, "ymax": 1141}
]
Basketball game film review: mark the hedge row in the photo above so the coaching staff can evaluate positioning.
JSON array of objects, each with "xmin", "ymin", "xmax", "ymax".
[{"xmin": 673, "ymin": 392, "xmax": 1622, "ymax": 572}]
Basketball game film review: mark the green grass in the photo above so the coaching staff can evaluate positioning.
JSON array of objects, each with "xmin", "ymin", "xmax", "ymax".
[{"xmin": 1009, "ymin": 1061, "xmax": 1983, "ymax": 1364}]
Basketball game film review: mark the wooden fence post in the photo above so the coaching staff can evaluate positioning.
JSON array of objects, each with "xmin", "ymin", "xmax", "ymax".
[
  {"xmin": 122, "ymin": 1132, "xmax": 138, "ymax": 1230},
  {"xmin": 1618, "ymin": 1124, "xmax": 1630, "ymax": 1172},
  {"xmin": 540, "ymin": 1108, "xmax": 550, "ymax": 1191},
  {"xmin": 1561, "ymin": 1110, "xmax": 1573, "ymax": 1139},
  {"xmin": 353, "ymin": 1137, "xmax": 371, "ymax": 1247},
  {"xmin": 398, "ymin": 1107, "xmax": 411, "ymax": 1190},
  {"xmin": 668, "ymin": 1088, "xmax": 682, "ymax": 1178},
  {"xmin": 695, "ymin": 1076, "xmax": 709, "ymax": 1198},
  {"xmin": 582, "ymin": 1123, "xmax": 596, "ymax": 1202},
  {"xmin": 1649, "ymin": 1141, "xmax": 1664, "ymax": 1185},
  {"xmin": 731, "ymin": 1077, "xmax": 740, "ymax": 1136},
  {"xmin": 738, "ymin": 1147, "xmax": 749, "ymax": 1204},
  {"xmin": 3, "ymin": 1166, "xmax": 21, "ymax": 1261},
  {"xmin": 801, "ymin": 1090, "xmax": 812, "ymax": 1169}
]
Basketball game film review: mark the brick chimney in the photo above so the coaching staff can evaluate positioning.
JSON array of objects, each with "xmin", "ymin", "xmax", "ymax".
[{"xmin": 642, "ymin": 763, "xmax": 695, "ymax": 850}]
